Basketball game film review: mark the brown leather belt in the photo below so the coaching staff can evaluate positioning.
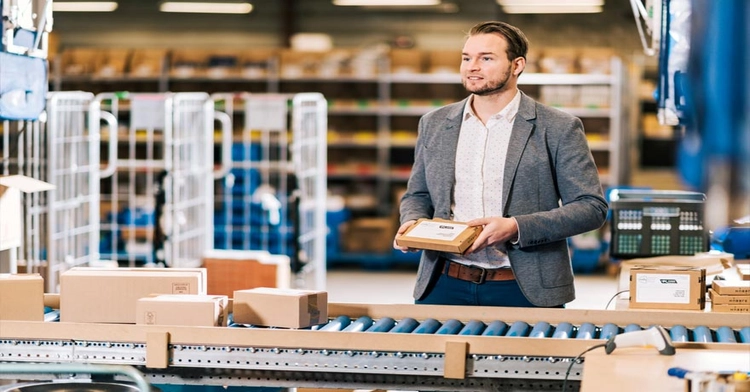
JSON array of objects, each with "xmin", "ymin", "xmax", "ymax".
[{"xmin": 443, "ymin": 259, "xmax": 515, "ymax": 284}]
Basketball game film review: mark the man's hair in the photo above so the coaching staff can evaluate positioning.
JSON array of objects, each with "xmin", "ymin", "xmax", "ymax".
[{"xmin": 467, "ymin": 21, "xmax": 529, "ymax": 61}]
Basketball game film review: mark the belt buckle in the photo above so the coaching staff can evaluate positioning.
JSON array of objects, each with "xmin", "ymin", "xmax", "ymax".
[{"xmin": 471, "ymin": 266, "xmax": 487, "ymax": 284}]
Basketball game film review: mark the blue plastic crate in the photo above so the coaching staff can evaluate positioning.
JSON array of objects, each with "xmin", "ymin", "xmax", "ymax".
[
  {"xmin": 117, "ymin": 207, "xmax": 154, "ymax": 226},
  {"xmin": 231, "ymin": 142, "xmax": 262, "ymax": 161}
]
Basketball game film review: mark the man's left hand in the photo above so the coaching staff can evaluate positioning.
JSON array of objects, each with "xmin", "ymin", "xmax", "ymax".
[{"xmin": 464, "ymin": 217, "xmax": 519, "ymax": 254}]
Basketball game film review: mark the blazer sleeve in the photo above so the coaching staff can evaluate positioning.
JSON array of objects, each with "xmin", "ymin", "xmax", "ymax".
[{"xmin": 511, "ymin": 111, "xmax": 609, "ymax": 248}]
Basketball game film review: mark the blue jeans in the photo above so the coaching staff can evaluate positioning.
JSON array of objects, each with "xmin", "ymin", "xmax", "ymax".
[{"xmin": 416, "ymin": 269, "xmax": 561, "ymax": 308}]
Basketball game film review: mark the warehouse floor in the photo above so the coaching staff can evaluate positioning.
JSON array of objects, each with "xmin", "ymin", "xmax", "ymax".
[{"xmin": 326, "ymin": 266, "xmax": 621, "ymax": 310}]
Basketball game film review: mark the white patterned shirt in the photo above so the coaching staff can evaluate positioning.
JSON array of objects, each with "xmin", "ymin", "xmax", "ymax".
[{"xmin": 448, "ymin": 90, "xmax": 521, "ymax": 269}]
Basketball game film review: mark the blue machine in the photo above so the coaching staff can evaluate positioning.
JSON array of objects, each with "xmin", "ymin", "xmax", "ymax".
[
  {"xmin": 632, "ymin": 0, "xmax": 749, "ymax": 235},
  {"xmin": 0, "ymin": 0, "xmax": 52, "ymax": 121}
]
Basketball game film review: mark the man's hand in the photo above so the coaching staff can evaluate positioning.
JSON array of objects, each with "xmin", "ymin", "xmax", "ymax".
[
  {"xmin": 465, "ymin": 217, "xmax": 519, "ymax": 254},
  {"xmin": 393, "ymin": 219, "xmax": 417, "ymax": 253}
]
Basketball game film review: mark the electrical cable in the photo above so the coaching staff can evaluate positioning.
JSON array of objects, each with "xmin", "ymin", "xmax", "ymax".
[
  {"xmin": 561, "ymin": 343, "xmax": 607, "ymax": 391},
  {"xmin": 605, "ymin": 289, "xmax": 630, "ymax": 310}
]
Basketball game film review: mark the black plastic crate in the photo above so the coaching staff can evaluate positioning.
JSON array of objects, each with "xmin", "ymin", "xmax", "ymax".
[{"xmin": 609, "ymin": 190, "xmax": 708, "ymax": 259}]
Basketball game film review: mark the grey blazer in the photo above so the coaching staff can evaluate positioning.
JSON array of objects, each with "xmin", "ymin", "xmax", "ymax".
[{"xmin": 399, "ymin": 92, "xmax": 608, "ymax": 307}]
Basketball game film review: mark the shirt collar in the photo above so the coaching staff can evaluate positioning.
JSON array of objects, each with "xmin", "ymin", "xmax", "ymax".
[{"xmin": 462, "ymin": 89, "xmax": 522, "ymax": 123}]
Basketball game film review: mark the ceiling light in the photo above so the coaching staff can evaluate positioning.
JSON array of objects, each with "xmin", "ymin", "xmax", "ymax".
[
  {"xmin": 502, "ymin": 5, "xmax": 603, "ymax": 13},
  {"xmin": 53, "ymin": 2, "xmax": 118, "ymax": 12},
  {"xmin": 497, "ymin": 0, "xmax": 603, "ymax": 13},
  {"xmin": 160, "ymin": 2, "xmax": 253, "ymax": 14},
  {"xmin": 334, "ymin": 0, "xmax": 441, "ymax": 6},
  {"xmin": 498, "ymin": 0, "xmax": 603, "ymax": 5}
]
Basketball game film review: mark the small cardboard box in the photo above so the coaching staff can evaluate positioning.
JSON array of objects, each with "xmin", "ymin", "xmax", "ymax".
[
  {"xmin": 711, "ymin": 280, "xmax": 750, "ymax": 296},
  {"xmin": 233, "ymin": 287, "xmax": 327, "ymax": 329},
  {"xmin": 0, "ymin": 175, "xmax": 55, "ymax": 251},
  {"xmin": 202, "ymin": 249, "xmax": 290, "ymax": 297},
  {"xmin": 136, "ymin": 294, "xmax": 228, "ymax": 327},
  {"xmin": 0, "ymin": 273, "xmax": 44, "ymax": 321},
  {"xmin": 60, "ymin": 267, "xmax": 207, "ymax": 323},
  {"xmin": 395, "ymin": 218, "xmax": 482, "ymax": 254},
  {"xmin": 629, "ymin": 266, "xmax": 706, "ymax": 310},
  {"xmin": 712, "ymin": 304, "xmax": 750, "ymax": 313},
  {"xmin": 708, "ymin": 289, "xmax": 750, "ymax": 305}
]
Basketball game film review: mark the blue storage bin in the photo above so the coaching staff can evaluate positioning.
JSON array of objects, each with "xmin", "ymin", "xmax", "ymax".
[
  {"xmin": 117, "ymin": 207, "xmax": 154, "ymax": 226},
  {"xmin": 231, "ymin": 142, "xmax": 262, "ymax": 162}
]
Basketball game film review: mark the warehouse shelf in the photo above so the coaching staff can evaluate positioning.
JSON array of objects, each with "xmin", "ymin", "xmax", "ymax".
[{"xmin": 50, "ymin": 49, "xmax": 629, "ymax": 268}]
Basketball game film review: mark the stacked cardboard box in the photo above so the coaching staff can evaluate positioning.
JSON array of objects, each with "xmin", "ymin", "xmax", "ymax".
[
  {"xmin": 710, "ymin": 281, "xmax": 750, "ymax": 313},
  {"xmin": 60, "ymin": 267, "xmax": 207, "ymax": 323},
  {"xmin": 629, "ymin": 266, "xmax": 706, "ymax": 311},
  {"xmin": 136, "ymin": 294, "xmax": 228, "ymax": 327}
]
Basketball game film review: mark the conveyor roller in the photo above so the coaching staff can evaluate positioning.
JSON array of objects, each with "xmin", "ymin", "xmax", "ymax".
[
  {"xmin": 669, "ymin": 325, "xmax": 689, "ymax": 342},
  {"xmin": 436, "ymin": 319, "xmax": 464, "ymax": 335},
  {"xmin": 506, "ymin": 321, "xmax": 530, "ymax": 337},
  {"xmin": 343, "ymin": 316, "xmax": 373, "ymax": 332},
  {"xmin": 576, "ymin": 322, "xmax": 596, "ymax": 339},
  {"xmin": 459, "ymin": 320, "xmax": 486, "ymax": 335},
  {"xmin": 552, "ymin": 322, "xmax": 574, "ymax": 339},
  {"xmin": 482, "ymin": 320, "xmax": 508, "ymax": 336},
  {"xmin": 692, "ymin": 325, "xmax": 713, "ymax": 343},
  {"xmin": 600, "ymin": 323, "xmax": 620, "ymax": 340},
  {"xmin": 389, "ymin": 317, "xmax": 419, "ymax": 333},
  {"xmin": 529, "ymin": 321, "xmax": 551, "ymax": 338},
  {"xmin": 413, "ymin": 318, "xmax": 441, "ymax": 334}
]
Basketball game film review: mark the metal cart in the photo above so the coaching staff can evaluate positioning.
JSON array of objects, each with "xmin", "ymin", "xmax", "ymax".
[
  {"xmin": 90, "ymin": 92, "xmax": 231, "ymax": 268},
  {"xmin": 1, "ymin": 91, "xmax": 106, "ymax": 292},
  {"xmin": 212, "ymin": 92, "xmax": 327, "ymax": 290}
]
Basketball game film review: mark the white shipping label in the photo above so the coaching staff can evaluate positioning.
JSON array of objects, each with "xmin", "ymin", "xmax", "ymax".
[
  {"xmin": 634, "ymin": 273, "xmax": 691, "ymax": 304},
  {"xmin": 406, "ymin": 221, "xmax": 468, "ymax": 241}
]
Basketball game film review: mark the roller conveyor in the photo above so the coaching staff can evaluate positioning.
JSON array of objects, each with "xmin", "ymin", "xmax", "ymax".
[{"xmin": 1, "ymin": 303, "xmax": 748, "ymax": 392}]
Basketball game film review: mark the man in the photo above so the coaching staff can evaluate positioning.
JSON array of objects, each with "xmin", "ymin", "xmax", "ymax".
[{"xmin": 393, "ymin": 21, "xmax": 608, "ymax": 308}]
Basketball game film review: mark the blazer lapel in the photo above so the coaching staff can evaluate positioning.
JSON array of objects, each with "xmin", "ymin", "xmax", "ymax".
[
  {"xmin": 503, "ymin": 93, "xmax": 536, "ymax": 213},
  {"xmin": 435, "ymin": 99, "xmax": 466, "ymax": 199}
]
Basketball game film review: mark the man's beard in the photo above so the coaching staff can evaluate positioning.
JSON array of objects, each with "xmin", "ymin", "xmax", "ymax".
[{"xmin": 462, "ymin": 66, "xmax": 512, "ymax": 96}]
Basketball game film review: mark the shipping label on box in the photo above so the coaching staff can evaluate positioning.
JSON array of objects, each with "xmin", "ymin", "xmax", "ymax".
[
  {"xmin": 0, "ymin": 273, "xmax": 44, "ymax": 321},
  {"xmin": 709, "ymin": 289, "xmax": 750, "ymax": 305},
  {"xmin": 233, "ymin": 287, "xmax": 327, "ymax": 329},
  {"xmin": 60, "ymin": 267, "xmax": 207, "ymax": 323},
  {"xmin": 136, "ymin": 294, "xmax": 228, "ymax": 327},
  {"xmin": 629, "ymin": 266, "xmax": 706, "ymax": 310},
  {"xmin": 712, "ymin": 280, "xmax": 750, "ymax": 296},
  {"xmin": 396, "ymin": 218, "xmax": 481, "ymax": 254}
]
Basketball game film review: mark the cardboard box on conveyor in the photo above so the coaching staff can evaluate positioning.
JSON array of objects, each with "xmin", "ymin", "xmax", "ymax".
[
  {"xmin": 136, "ymin": 294, "xmax": 228, "ymax": 327},
  {"xmin": 395, "ymin": 218, "xmax": 482, "ymax": 254},
  {"xmin": 0, "ymin": 273, "xmax": 44, "ymax": 321},
  {"xmin": 233, "ymin": 287, "xmax": 328, "ymax": 329},
  {"xmin": 60, "ymin": 267, "xmax": 207, "ymax": 324},
  {"xmin": 629, "ymin": 265, "xmax": 706, "ymax": 311}
]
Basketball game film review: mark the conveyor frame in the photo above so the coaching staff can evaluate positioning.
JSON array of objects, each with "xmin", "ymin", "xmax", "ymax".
[{"xmin": 1, "ymin": 303, "xmax": 747, "ymax": 391}]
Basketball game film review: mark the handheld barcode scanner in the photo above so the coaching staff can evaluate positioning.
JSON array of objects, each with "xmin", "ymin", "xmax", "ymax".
[{"xmin": 605, "ymin": 325, "xmax": 676, "ymax": 355}]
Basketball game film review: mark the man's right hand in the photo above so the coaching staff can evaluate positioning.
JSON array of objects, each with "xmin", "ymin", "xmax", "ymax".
[{"xmin": 393, "ymin": 219, "xmax": 417, "ymax": 253}]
